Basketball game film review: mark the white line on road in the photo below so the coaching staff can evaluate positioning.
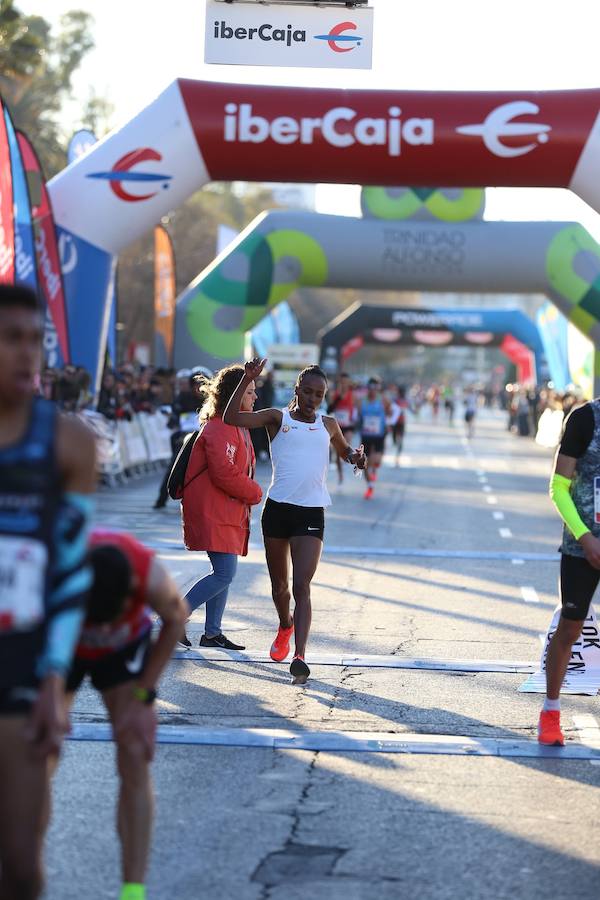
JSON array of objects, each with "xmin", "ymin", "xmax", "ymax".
[
  {"xmin": 520, "ymin": 586, "xmax": 540, "ymax": 604},
  {"xmin": 573, "ymin": 714, "xmax": 600, "ymax": 764},
  {"xmin": 157, "ymin": 546, "xmax": 559, "ymax": 562},
  {"xmin": 172, "ymin": 649, "xmax": 536, "ymax": 673},
  {"xmin": 68, "ymin": 723, "xmax": 600, "ymax": 760},
  {"xmin": 486, "ymin": 496, "xmax": 498, "ymax": 505},
  {"xmin": 512, "ymin": 559, "xmax": 525, "ymax": 565},
  {"xmin": 482, "ymin": 485, "xmax": 493, "ymax": 493},
  {"xmin": 493, "ymin": 511, "xmax": 505, "ymax": 520},
  {"xmin": 499, "ymin": 528, "xmax": 513, "ymax": 539}
]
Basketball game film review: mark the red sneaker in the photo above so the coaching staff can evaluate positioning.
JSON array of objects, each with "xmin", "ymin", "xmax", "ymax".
[
  {"xmin": 538, "ymin": 709, "xmax": 564, "ymax": 746},
  {"xmin": 270, "ymin": 623, "xmax": 294, "ymax": 662},
  {"xmin": 364, "ymin": 486, "xmax": 374, "ymax": 499}
]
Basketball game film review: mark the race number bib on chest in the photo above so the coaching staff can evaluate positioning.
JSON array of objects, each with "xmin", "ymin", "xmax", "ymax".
[
  {"xmin": 0, "ymin": 536, "xmax": 47, "ymax": 633},
  {"xmin": 336, "ymin": 409, "xmax": 351, "ymax": 427},
  {"xmin": 363, "ymin": 415, "xmax": 382, "ymax": 435}
]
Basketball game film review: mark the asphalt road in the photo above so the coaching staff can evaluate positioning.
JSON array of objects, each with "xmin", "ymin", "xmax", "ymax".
[{"xmin": 44, "ymin": 407, "xmax": 600, "ymax": 899}]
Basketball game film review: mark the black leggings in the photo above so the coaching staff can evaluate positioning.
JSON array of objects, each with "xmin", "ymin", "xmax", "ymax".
[{"xmin": 559, "ymin": 553, "xmax": 600, "ymax": 620}]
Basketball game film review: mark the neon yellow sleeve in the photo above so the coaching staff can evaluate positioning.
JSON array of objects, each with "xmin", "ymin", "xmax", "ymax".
[{"xmin": 549, "ymin": 473, "xmax": 590, "ymax": 540}]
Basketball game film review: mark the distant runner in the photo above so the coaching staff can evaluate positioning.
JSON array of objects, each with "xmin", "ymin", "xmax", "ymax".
[
  {"xmin": 327, "ymin": 372, "xmax": 356, "ymax": 484},
  {"xmin": 358, "ymin": 377, "xmax": 388, "ymax": 499}
]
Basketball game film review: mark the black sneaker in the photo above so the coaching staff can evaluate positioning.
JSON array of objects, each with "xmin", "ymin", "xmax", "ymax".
[
  {"xmin": 290, "ymin": 656, "xmax": 310, "ymax": 684},
  {"xmin": 177, "ymin": 632, "xmax": 192, "ymax": 650},
  {"xmin": 199, "ymin": 633, "xmax": 246, "ymax": 651}
]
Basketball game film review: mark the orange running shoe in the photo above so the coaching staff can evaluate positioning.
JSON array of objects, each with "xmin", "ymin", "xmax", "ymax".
[
  {"xmin": 364, "ymin": 486, "xmax": 374, "ymax": 499},
  {"xmin": 270, "ymin": 623, "xmax": 294, "ymax": 661},
  {"xmin": 538, "ymin": 709, "xmax": 564, "ymax": 746}
]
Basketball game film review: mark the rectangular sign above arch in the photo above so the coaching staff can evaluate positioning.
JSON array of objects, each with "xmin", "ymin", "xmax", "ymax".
[{"xmin": 205, "ymin": 0, "xmax": 374, "ymax": 69}]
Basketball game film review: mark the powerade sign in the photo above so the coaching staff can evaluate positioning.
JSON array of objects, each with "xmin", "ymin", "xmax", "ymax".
[{"xmin": 204, "ymin": 0, "xmax": 373, "ymax": 69}]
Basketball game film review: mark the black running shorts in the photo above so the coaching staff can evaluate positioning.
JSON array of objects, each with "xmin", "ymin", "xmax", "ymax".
[
  {"xmin": 361, "ymin": 436, "xmax": 385, "ymax": 456},
  {"xmin": 560, "ymin": 553, "xmax": 600, "ymax": 621},
  {"xmin": 67, "ymin": 631, "xmax": 152, "ymax": 694},
  {"xmin": 0, "ymin": 630, "xmax": 44, "ymax": 714},
  {"xmin": 262, "ymin": 498, "xmax": 325, "ymax": 542}
]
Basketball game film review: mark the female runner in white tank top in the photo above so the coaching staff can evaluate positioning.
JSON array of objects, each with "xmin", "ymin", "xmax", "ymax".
[{"xmin": 224, "ymin": 358, "xmax": 366, "ymax": 683}]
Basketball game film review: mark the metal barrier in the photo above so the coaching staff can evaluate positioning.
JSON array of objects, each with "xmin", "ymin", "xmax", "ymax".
[{"xmin": 78, "ymin": 410, "xmax": 172, "ymax": 485}]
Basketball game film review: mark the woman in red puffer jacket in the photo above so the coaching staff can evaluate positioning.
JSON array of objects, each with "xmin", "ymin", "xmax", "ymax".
[{"xmin": 180, "ymin": 365, "xmax": 263, "ymax": 650}]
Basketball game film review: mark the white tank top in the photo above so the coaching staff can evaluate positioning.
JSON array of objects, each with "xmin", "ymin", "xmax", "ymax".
[{"xmin": 268, "ymin": 408, "xmax": 332, "ymax": 508}]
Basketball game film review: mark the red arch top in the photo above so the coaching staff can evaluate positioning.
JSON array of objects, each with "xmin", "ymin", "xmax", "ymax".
[{"xmin": 178, "ymin": 80, "xmax": 600, "ymax": 189}]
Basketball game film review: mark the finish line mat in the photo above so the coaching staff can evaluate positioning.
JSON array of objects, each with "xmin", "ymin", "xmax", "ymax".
[
  {"xmin": 172, "ymin": 649, "xmax": 536, "ymax": 673},
  {"xmin": 68, "ymin": 723, "xmax": 600, "ymax": 760}
]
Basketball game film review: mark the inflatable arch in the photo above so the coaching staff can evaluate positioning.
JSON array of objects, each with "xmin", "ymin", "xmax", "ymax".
[
  {"xmin": 47, "ymin": 80, "xmax": 600, "ymax": 388},
  {"xmin": 171, "ymin": 207, "xmax": 600, "ymax": 378},
  {"xmin": 317, "ymin": 304, "xmax": 544, "ymax": 383}
]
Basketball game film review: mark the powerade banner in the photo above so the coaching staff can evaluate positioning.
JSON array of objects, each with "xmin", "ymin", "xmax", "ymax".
[
  {"xmin": 4, "ymin": 108, "xmax": 36, "ymax": 291},
  {"xmin": 154, "ymin": 225, "xmax": 176, "ymax": 367},
  {"xmin": 17, "ymin": 131, "xmax": 70, "ymax": 363},
  {"xmin": 0, "ymin": 98, "xmax": 15, "ymax": 284}
]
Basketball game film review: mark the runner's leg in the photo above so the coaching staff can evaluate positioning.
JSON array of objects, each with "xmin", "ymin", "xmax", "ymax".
[
  {"xmin": 0, "ymin": 717, "xmax": 52, "ymax": 900},
  {"xmin": 264, "ymin": 538, "xmax": 292, "ymax": 629},
  {"xmin": 289, "ymin": 535, "xmax": 322, "ymax": 658},
  {"xmin": 103, "ymin": 685, "xmax": 154, "ymax": 886}
]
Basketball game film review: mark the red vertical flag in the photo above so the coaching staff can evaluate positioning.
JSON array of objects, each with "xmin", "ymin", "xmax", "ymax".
[
  {"xmin": 17, "ymin": 131, "xmax": 70, "ymax": 362},
  {"xmin": 0, "ymin": 99, "xmax": 15, "ymax": 284}
]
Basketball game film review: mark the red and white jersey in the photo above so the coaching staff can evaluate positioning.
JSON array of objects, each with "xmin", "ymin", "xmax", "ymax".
[
  {"xmin": 330, "ymin": 390, "xmax": 356, "ymax": 430},
  {"xmin": 76, "ymin": 529, "xmax": 154, "ymax": 661}
]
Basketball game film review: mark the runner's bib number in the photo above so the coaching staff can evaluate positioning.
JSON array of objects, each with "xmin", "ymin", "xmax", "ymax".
[
  {"xmin": 595, "ymin": 477, "xmax": 600, "ymax": 524},
  {"xmin": 336, "ymin": 409, "xmax": 352, "ymax": 428},
  {"xmin": 0, "ymin": 537, "xmax": 47, "ymax": 633},
  {"xmin": 363, "ymin": 415, "xmax": 383, "ymax": 436}
]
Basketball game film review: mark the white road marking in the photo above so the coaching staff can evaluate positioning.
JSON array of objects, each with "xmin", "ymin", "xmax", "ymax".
[
  {"xmin": 493, "ymin": 511, "xmax": 505, "ymax": 520},
  {"xmin": 520, "ymin": 586, "xmax": 540, "ymax": 604},
  {"xmin": 482, "ymin": 485, "xmax": 492, "ymax": 493},
  {"xmin": 512, "ymin": 558, "xmax": 525, "ymax": 565},
  {"xmin": 573, "ymin": 714, "xmax": 600, "ymax": 764},
  {"xmin": 171, "ymin": 649, "xmax": 536, "ymax": 673},
  {"xmin": 499, "ymin": 528, "xmax": 513, "ymax": 538},
  {"xmin": 68, "ymin": 724, "xmax": 600, "ymax": 760},
  {"xmin": 486, "ymin": 496, "xmax": 498, "ymax": 505}
]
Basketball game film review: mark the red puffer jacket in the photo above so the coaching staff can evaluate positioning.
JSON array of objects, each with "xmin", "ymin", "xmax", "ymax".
[{"xmin": 181, "ymin": 416, "xmax": 262, "ymax": 555}]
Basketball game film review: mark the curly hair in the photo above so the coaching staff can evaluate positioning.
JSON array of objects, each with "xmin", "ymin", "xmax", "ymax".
[{"xmin": 198, "ymin": 365, "xmax": 245, "ymax": 421}]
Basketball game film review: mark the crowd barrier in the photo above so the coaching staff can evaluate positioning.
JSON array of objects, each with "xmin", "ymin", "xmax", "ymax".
[{"xmin": 78, "ymin": 410, "xmax": 173, "ymax": 485}]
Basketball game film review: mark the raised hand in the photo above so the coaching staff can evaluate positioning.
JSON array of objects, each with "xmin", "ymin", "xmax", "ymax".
[{"xmin": 244, "ymin": 357, "xmax": 267, "ymax": 381}]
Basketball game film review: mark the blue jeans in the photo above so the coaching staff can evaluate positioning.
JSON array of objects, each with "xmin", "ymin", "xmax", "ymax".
[{"xmin": 184, "ymin": 551, "xmax": 238, "ymax": 637}]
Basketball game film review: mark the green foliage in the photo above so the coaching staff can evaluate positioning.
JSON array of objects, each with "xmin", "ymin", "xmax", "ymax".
[{"xmin": 0, "ymin": 2, "xmax": 97, "ymax": 177}]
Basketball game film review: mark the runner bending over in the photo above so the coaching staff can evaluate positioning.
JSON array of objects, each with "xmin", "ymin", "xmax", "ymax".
[
  {"xmin": 0, "ymin": 284, "xmax": 96, "ymax": 900},
  {"xmin": 539, "ymin": 399, "xmax": 600, "ymax": 746},
  {"xmin": 224, "ymin": 359, "xmax": 366, "ymax": 683},
  {"xmin": 66, "ymin": 528, "xmax": 188, "ymax": 900}
]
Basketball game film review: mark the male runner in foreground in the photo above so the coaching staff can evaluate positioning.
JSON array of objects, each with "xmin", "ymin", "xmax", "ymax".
[
  {"xmin": 66, "ymin": 528, "xmax": 188, "ymax": 900},
  {"xmin": 0, "ymin": 284, "xmax": 96, "ymax": 900},
  {"xmin": 539, "ymin": 398, "xmax": 600, "ymax": 745}
]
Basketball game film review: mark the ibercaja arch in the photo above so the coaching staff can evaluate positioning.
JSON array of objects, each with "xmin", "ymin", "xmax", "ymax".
[{"xmin": 47, "ymin": 80, "xmax": 600, "ymax": 389}]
